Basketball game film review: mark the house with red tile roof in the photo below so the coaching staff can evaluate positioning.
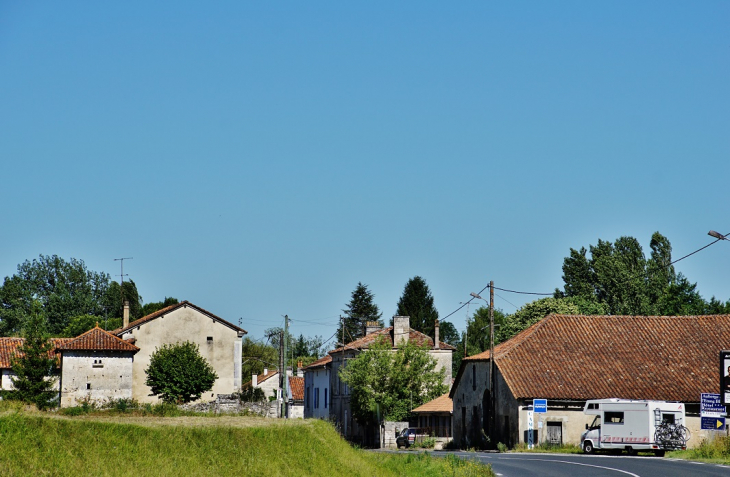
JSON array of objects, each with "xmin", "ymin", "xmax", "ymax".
[
  {"xmin": 287, "ymin": 375, "xmax": 304, "ymax": 418},
  {"xmin": 0, "ymin": 338, "xmax": 71, "ymax": 391},
  {"xmin": 450, "ymin": 314, "xmax": 730, "ymax": 450},
  {"xmin": 329, "ymin": 316, "xmax": 454, "ymax": 446},
  {"xmin": 56, "ymin": 325, "xmax": 139, "ymax": 407},
  {"xmin": 412, "ymin": 393, "xmax": 453, "ymax": 440}
]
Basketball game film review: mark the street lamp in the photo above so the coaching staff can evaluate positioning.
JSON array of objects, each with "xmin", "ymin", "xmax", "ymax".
[
  {"xmin": 471, "ymin": 284, "xmax": 495, "ymax": 446},
  {"xmin": 709, "ymin": 230, "xmax": 729, "ymax": 241}
]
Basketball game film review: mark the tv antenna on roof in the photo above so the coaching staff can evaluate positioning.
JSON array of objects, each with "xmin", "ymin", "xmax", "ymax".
[{"xmin": 114, "ymin": 257, "xmax": 133, "ymax": 302}]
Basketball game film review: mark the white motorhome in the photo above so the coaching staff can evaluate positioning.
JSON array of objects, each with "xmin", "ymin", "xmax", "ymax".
[{"xmin": 580, "ymin": 399, "xmax": 688, "ymax": 457}]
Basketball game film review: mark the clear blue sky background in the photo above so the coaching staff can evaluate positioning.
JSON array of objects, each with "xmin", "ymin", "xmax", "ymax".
[{"xmin": 1, "ymin": 2, "xmax": 728, "ymax": 347}]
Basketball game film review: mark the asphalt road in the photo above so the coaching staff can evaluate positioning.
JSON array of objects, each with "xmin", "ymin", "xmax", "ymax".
[{"xmin": 446, "ymin": 452, "xmax": 730, "ymax": 477}]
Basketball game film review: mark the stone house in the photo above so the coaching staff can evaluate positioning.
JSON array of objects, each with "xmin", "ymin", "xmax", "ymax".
[
  {"xmin": 451, "ymin": 314, "xmax": 730, "ymax": 450},
  {"xmin": 287, "ymin": 375, "xmax": 304, "ymax": 418},
  {"xmin": 329, "ymin": 316, "xmax": 454, "ymax": 445},
  {"xmin": 303, "ymin": 354, "xmax": 331, "ymax": 419},
  {"xmin": 114, "ymin": 301, "xmax": 247, "ymax": 403},
  {"xmin": 56, "ymin": 325, "xmax": 139, "ymax": 407}
]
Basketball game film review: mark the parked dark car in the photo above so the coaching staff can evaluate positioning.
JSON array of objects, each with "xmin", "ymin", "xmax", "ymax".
[{"xmin": 396, "ymin": 428, "xmax": 426, "ymax": 449}]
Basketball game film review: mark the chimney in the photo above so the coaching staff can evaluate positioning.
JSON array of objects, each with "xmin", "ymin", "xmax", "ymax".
[
  {"xmin": 263, "ymin": 367, "xmax": 268, "ymax": 375},
  {"xmin": 434, "ymin": 319, "xmax": 440, "ymax": 349},
  {"xmin": 123, "ymin": 300, "xmax": 130, "ymax": 328},
  {"xmin": 252, "ymin": 373, "xmax": 258, "ymax": 387},
  {"xmin": 393, "ymin": 316, "xmax": 410, "ymax": 347},
  {"xmin": 297, "ymin": 361, "xmax": 304, "ymax": 378},
  {"xmin": 365, "ymin": 321, "xmax": 382, "ymax": 336}
]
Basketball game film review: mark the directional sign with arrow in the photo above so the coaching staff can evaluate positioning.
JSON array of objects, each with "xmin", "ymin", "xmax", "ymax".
[{"xmin": 701, "ymin": 416, "xmax": 726, "ymax": 430}]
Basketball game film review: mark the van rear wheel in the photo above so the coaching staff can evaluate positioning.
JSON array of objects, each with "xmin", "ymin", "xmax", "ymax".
[{"xmin": 583, "ymin": 441, "xmax": 594, "ymax": 454}]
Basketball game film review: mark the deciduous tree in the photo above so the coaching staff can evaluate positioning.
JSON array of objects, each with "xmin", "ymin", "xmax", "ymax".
[
  {"xmin": 340, "ymin": 338, "xmax": 447, "ymax": 425},
  {"xmin": 145, "ymin": 341, "xmax": 217, "ymax": 403}
]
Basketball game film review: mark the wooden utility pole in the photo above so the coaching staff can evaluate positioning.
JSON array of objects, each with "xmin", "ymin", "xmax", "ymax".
[
  {"xmin": 279, "ymin": 329, "xmax": 284, "ymax": 418},
  {"xmin": 489, "ymin": 281, "xmax": 495, "ymax": 444},
  {"xmin": 283, "ymin": 314, "xmax": 289, "ymax": 419}
]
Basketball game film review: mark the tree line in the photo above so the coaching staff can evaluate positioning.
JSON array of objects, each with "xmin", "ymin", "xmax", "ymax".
[{"xmin": 0, "ymin": 255, "xmax": 178, "ymax": 337}]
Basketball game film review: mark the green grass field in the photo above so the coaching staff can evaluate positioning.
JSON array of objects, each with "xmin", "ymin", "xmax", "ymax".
[{"xmin": 0, "ymin": 406, "xmax": 493, "ymax": 476}]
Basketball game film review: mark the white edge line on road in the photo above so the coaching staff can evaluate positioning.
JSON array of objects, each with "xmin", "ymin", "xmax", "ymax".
[{"xmin": 493, "ymin": 457, "xmax": 641, "ymax": 477}]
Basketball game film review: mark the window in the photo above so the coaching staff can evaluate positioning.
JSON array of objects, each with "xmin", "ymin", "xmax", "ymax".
[
  {"xmin": 324, "ymin": 389, "xmax": 328, "ymax": 408},
  {"xmin": 93, "ymin": 359, "xmax": 103, "ymax": 368},
  {"xmin": 472, "ymin": 365, "xmax": 476, "ymax": 391},
  {"xmin": 207, "ymin": 336, "xmax": 213, "ymax": 342},
  {"xmin": 86, "ymin": 383, "xmax": 91, "ymax": 390},
  {"xmin": 662, "ymin": 413, "xmax": 676, "ymax": 424},
  {"xmin": 305, "ymin": 387, "xmax": 310, "ymax": 408},
  {"xmin": 604, "ymin": 411, "xmax": 624, "ymax": 424},
  {"xmin": 315, "ymin": 388, "xmax": 320, "ymax": 409}
]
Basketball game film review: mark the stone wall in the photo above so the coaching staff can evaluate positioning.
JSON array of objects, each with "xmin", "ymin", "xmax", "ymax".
[{"xmin": 382, "ymin": 421, "xmax": 410, "ymax": 449}]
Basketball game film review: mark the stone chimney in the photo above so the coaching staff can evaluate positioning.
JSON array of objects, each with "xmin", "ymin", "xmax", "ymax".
[
  {"xmin": 252, "ymin": 373, "xmax": 258, "ymax": 387},
  {"xmin": 434, "ymin": 319, "xmax": 440, "ymax": 349},
  {"xmin": 365, "ymin": 321, "xmax": 382, "ymax": 336},
  {"xmin": 393, "ymin": 316, "xmax": 410, "ymax": 347},
  {"xmin": 123, "ymin": 300, "xmax": 130, "ymax": 328}
]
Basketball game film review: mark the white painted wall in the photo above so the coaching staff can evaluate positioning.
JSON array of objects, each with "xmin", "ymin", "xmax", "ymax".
[{"xmin": 59, "ymin": 351, "xmax": 135, "ymax": 407}]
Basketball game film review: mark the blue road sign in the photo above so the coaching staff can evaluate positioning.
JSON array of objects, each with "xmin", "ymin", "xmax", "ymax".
[
  {"xmin": 701, "ymin": 416, "xmax": 726, "ymax": 430},
  {"xmin": 701, "ymin": 393, "xmax": 725, "ymax": 415},
  {"xmin": 534, "ymin": 399, "xmax": 547, "ymax": 413}
]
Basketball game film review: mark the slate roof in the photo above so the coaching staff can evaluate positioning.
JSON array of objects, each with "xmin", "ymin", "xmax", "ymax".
[
  {"xmin": 57, "ymin": 325, "xmax": 139, "ymax": 352},
  {"xmin": 303, "ymin": 355, "xmax": 332, "ymax": 370},
  {"xmin": 112, "ymin": 301, "xmax": 247, "ymax": 336},
  {"xmin": 329, "ymin": 327, "xmax": 456, "ymax": 354},
  {"xmin": 453, "ymin": 314, "xmax": 730, "ymax": 403},
  {"xmin": 0, "ymin": 338, "xmax": 72, "ymax": 368},
  {"xmin": 412, "ymin": 393, "xmax": 452, "ymax": 414},
  {"xmin": 289, "ymin": 376, "xmax": 304, "ymax": 402}
]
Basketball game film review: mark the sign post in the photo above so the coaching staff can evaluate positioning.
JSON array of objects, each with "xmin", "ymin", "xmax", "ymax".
[
  {"xmin": 720, "ymin": 351, "xmax": 730, "ymax": 405},
  {"xmin": 701, "ymin": 393, "xmax": 726, "ymax": 430},
  {"xmin": 534, "ymin": 399, "xmax": 547, "ymax": 414}
]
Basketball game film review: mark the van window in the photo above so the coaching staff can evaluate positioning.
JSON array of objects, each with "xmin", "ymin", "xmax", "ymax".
[
  {"xmin": 604, "ymin": 411, "xmax": 624, "ymax": 424},
  {"xmin": 662, "ymin": 413, "xmax": 675, "ymax": 424}
]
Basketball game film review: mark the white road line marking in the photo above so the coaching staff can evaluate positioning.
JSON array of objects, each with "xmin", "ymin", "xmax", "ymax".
[{"xmin": 494, "ymin": 457, "xmax": 641, "ymax": 477}]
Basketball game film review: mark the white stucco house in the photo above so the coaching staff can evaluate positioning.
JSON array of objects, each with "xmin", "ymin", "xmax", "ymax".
[
  {"xmin": 57, "ymin": 325, "xmax": 139, "ymax": 407},
  {"xmin": 113, "ymin": 301, "xmax": 247, "ymax": 403},
  {"xmin": 303, "ymin": 354, "xmax": 331, "ymax": 419}
]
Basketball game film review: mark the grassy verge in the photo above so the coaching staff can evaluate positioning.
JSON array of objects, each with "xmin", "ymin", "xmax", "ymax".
[
  {"xmin": 0, "ymin": 407, "xmax": 493, "ymax": 476},
  {"xmin": 503, "ymin": 443, "xmax": 582, "ymax": 454},
  {"xmin": 667, "ymin": 436, "xmax": 730, "ymax": 465}
]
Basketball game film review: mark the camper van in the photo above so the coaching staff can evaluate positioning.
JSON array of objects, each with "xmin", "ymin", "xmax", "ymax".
[{"xmin": 580, "ymin": 399, "xmax": 688, "ymax": 457}]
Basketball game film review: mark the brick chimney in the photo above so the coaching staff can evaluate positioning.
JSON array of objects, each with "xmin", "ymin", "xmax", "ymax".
[
  {"xmin": 393, "ymin": 316, "xmax": 410, "ymax": 347},
  {"xmin": 123, "ymin": 300, "xmax": 130, "ymax": 328},
  {"xmin": 434, "ymin": 319, "xmax": 440, "ymax": 349},
  {"xmin": 365, "ymin": 321, "xmax": 382, "ymax": 336}
]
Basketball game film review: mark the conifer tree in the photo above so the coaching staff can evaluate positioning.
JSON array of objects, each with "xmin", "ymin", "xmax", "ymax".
[
  {"xmin": 338, "ymin": 283, "xmax": 383, "ymax": 344},
  {"xmin": 395, "ymin": 276, "xmax": 439, "ymax": 338},
  {"xmin": 8, "ymin": 304, "xmax": 58, "ymax": 409}
]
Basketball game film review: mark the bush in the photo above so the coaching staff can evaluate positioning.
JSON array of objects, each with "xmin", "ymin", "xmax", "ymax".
[
  {"xmin": 238, "ymin": 387, "xmax": 266, "ymax": 403},
  {"xmin": 145, "ymin": 341, "xmax": 218, "ymax": 404}
]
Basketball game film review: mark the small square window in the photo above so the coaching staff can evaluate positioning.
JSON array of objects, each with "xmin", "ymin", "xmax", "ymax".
[
  {"xmin": 207, "ymin": 336, "xmax": 213, "ymax": 342},
  {"xmin": 86, "ymin": 383, "xmax": 91, "ymax": 390}
]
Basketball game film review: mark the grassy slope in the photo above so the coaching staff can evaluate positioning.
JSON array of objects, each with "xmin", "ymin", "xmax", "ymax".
[{"xmin": 0, "ymin": 411, "xmax": 492, "ymax": 477}]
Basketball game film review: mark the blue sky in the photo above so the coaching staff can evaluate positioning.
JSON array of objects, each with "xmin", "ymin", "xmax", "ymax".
[{"xmin": 1, "ymin": 1, "xmax": 728, "ymax": 347}]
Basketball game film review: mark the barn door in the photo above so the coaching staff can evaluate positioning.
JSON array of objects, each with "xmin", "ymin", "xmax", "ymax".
[{"xmin": 546, "ymin": 421, "xmax": 562, "ymax": 445}]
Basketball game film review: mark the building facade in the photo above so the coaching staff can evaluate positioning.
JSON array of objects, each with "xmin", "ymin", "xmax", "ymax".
[{"xmin": 303, "ymin": 355, "xmax": 331, "ymax": 419}]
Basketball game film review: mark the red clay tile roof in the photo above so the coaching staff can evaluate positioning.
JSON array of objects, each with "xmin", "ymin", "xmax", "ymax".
[
  {"xmin": 303, "ymin": 355, "xmax": 332, "ymax": 370},
  {"xmin": 289, "ymin": 376, "xmax": 304, "ymax": 401},
  {"xmin": 455, "ymin": 314, "xmax": 730, "ymax": 402},
  {"xmin": 57, "ymin": 326, "xmax": 139, "ymax": 352},
  {"xmin": 412, "ymin": 393, "xmax": 453, "ymax": 414},
  {"xmin": 0, "ymin": 338, "xmax": 72, "ymax": 369},
  {"xmin": 242, "ymin": 368, "xmax": 279, "ymax": 389},
  {"xmin": 112, "ymin": 301, "xmax": 247, "ymax": 336},
  {"xmin": 329, "ymin": 327, "xmax": 456, "ymax": 354}
]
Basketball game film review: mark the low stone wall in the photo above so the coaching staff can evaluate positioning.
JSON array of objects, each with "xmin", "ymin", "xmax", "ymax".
[
  {"xmin": 179, "ymin": 394, "xmax": 276, "ymax": 416},
  {"xmin": 382, "ymin": 421, "xmax": 410, "ymax": 449}
]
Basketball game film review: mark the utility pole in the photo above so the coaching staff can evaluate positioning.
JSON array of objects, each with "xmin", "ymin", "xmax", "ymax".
[
  {"xmin": 283, "ymin": 314, "xmax": 289, "ymax": 419},
  {"xmin": 279, "ymin": 329, "xmax": 284, "ymax": 418},
  {"xmin": 489, "ymin": 280, "xmax": 495, "ymax": 445}
]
